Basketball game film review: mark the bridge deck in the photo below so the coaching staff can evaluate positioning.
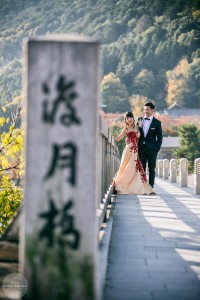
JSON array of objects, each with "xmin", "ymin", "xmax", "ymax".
[{"xmin": 103, "ymin": 178, "xmax": 200, "ymax": 300}]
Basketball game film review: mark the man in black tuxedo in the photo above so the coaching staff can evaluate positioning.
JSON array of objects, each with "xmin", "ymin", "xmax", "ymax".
[{"xmin": 138, "ymin": 102, "xmax": 162, "ymax": 188}]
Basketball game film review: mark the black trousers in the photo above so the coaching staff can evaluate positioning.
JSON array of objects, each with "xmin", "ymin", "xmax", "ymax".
[{"xmin": 139, "ymin": 147, "xmax": 157, "ymax": 188}]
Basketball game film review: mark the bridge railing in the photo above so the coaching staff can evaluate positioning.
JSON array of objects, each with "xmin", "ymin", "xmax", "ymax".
[
  {"xmin": 0, "ymin": 116, "xmax": 121, "ymax": 300},
  {"xmin": 156, "ymin": 158, "xmax": 200, "ymax": 194},
  {"xmin": 97, "ymin": 117, "xmax": 121, "ymax": 298},
  {"xmin": 97, "ymin": 117, "xmax": 120, "ymax": 229}
]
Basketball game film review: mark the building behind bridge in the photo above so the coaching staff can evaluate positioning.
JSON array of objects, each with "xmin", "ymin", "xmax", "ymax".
[
  {"xmin": 163, "ymin": 102, "xmax": 200, "ymax": 117},
  {"xmin": 158, "ymin": 136, "xmax": 179, "ymax": 160}
]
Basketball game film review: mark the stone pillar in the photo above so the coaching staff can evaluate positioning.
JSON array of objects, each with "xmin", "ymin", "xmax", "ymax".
[
  {"xmin": 194, "ymin": 158, "xmax": 200, "ymax": 195},
  {"xmin": 170, "ymin": 158, "xmax": 177, "ymax": 183},
  {"xmin": 155, "ymin": 160, "xmax": 158, "ymax": 176},
  {"xmin": 20, "ymin": 35, "xmax": 100, "ymax": 300},
  {"xmin": 158, "ymin": 160, "xmax": 163, "ymax": 178},
  {"xmin": 180, "ymin": 158, "xmax": 188, "ymax": 187},
  {"xmin": 163, "ymin": 159, "xmax": 169, "ymax": 179}
]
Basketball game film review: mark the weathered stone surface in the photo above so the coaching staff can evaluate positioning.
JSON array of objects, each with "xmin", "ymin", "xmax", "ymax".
[{"xmin": 21, "ymin": 35, "xmax": 100, "ymax": 300}]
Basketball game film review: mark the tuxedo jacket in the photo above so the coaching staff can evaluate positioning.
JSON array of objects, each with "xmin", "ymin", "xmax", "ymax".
[{"xmin": 138, "ymin": 116, "xmax": 163, "ymax": 153}]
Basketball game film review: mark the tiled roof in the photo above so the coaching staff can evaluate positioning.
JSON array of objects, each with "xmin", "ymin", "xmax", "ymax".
[
  {"xmin": 162, "ymin": 102, "xmax": 200, "ymax": 116},
  {"xmin": 161, "ymin": 137, "xmax": 179, "ymax": 148},
  {"xmin": 165, "ymin": 108, "xmax": 200, "ymax": 116}
]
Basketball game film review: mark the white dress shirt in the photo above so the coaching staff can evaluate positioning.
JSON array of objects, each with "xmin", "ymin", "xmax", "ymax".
[{"xmin": 143, "ymin": 115, "xmax": 153, "ymax": 137}]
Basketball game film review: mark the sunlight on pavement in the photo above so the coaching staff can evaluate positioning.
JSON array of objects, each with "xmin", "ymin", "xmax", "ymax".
[
  {"xmin": 190, "ymin": 265, "xmax": 200, "ymax": 280},
  {"xmin": 176, "ymin": 249, "xmax": 200, "ymax": 264},
  {"xmin": 138, "ymin": 179, "xmax": 200, "ymax": 281},
  {"xmin": 156, "ymin": 179, "xmax": 200, "ymax": 218},
  {"xmin": 159, "ymin": 231, "xmax": 200, "ymax": 246},
  {"xmin": 175, "ymin": 197, "xmax": 200, "ymax": 217},
  {"xmin": 138, "ymin": 195, "xmax": 196, "ymax": 232}
]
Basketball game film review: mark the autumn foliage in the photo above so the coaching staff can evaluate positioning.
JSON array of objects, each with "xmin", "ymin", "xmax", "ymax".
[{"xmin": 100, "ymin": 110, "xmax": 200, "ymax": 137}]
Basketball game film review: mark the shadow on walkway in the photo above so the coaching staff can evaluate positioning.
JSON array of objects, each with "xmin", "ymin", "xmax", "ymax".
[{"xmin": 103, "ymin": 178, "xmax": 200, "ymax": 300}]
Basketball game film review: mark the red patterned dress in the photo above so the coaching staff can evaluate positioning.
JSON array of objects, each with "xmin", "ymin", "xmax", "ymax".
[{"xmin": 114, "ymin": 130, "xmax": 154, "ymax": 195}]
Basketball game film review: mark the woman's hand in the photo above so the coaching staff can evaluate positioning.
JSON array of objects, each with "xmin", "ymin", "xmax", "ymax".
[{"xmin": 113, "ymin": 128, "xmax": 126, "ymax": 142}]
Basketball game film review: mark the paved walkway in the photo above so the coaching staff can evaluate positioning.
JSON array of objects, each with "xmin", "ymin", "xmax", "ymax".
[{"xmin": 103, "ymin": 178, "xmax": 200, "ymax": 300}]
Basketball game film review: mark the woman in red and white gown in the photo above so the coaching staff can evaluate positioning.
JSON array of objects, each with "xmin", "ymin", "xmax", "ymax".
[{"xmin": 113, "ymin": 112, "xmax": 154, "ymax": 195}]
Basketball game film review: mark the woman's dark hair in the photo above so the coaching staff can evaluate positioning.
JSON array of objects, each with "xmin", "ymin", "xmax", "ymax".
[
  {"xmin": 144, "ymin": 102, "xmax": 155, "ymax": 110},
  {"xmin": 124, "ymin": 111, "xmax": 135, "ymax": 127}
]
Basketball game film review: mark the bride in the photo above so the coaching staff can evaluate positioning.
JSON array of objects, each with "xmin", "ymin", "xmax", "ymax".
[{"xmin": 113, "ymin": 111, "xmax": 155, "ymax": 195}]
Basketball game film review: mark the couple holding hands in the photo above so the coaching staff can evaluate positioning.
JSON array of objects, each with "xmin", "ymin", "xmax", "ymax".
[{"xmin": 113, "ymin": 102, "xmax": 162, "ymax": 195}]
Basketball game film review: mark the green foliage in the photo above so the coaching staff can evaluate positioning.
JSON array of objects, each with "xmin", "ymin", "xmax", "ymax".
[
  {"xmin": 166, "ymin": 58, "xmax": 200, "ymax": 108},
  {"xmin": 0, "ymin": 104, "xmax": 24, "ymax": 235},
  {"xmin": 0, "ymin": 0, "xmax": 200, "ymax": 110},
  {"xmin": 101, "ymin": 72, "xmax": 130, "ymax": 113},
  {"xmin": 0, "ymin": 60, "xmax": 22, "ymax": 105},
  {"xmin": 110, "ymin": 125, "xmax": 125, "ymax": 157},
  {"xmin": 0, "ymin": 105, "xmax": 24, "ymax": 176},
  {"xmin": 0, "ymin": 175, "xmax": 22, "ymax": 234},
  {"xmin": 174, "ymin": 124, "xmax": 200, "ymax": 173},
  {"xmin": 132, "ymin": 69, "xmax": 156, "ymax": 99},
  {"xmin": 181, "ymin": 58, "xmax": 200, "ymax": 107}
]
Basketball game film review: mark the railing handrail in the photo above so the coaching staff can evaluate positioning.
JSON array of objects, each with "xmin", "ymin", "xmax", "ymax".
[{"xmin": 97, "ymin": 117, "xmax": 120, "ymax": 230}]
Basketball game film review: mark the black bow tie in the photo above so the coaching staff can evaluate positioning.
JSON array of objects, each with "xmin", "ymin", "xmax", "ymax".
[{"xmin": 144, "ymin": 117, "xmax": 150, "ymax": 120}]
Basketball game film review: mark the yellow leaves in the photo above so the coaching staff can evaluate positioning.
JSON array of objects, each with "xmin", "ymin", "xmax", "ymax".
[
  {"xmin": 0, "ymin": 127, "xmax": 25, "ymax": 177},
  {"xmin": 1, "ymin": 157, "xmax": 10, "ymax": 169},
  {"xmin": 0, "ymin": 175, "xmax": 23, "ymax": 234},
  {"xmin": 0, "ymin": 107, "xmax": 8, "ymax": 126},
  {"xmin": 19, "ymin": 169, "xmax": 24, "ymax": 177},
  {"xmin": 9, "ymin": 124, "xmax": 14, "ymax": 131},
  {"xmin": 166, "ymin": 58, "xmax": 190, "ymax": 105},
  {"xmin": 1, "ymin": 106, "xmax": 6, "ymax": 113},
  {"xmin": 192, "ymin": 10, "xmax": 200, "ymax": 20},
  {"xmin": 129, "ymin": 94, "xmax": 148, "ymax": 117},
  {"xmin": 4, "ymin": 205, "xmax": 10, "ymax": 213},
  {"xmin": 0, "ymin": 117, "xmax": 5, "ymax": 126},
  {"xmin": 15, "ymin": 135, "xmax": 22, "ymax": 144},
  {"xmin": 101, "ymin": 72, "xmax": 120, "ymax": 84},
  {"xmin": 1, "ymin": 132, "xmax": 11, "ymax": 145},
  {"xmin": 10, "ymin": 145, "xmax": 20, "ymax": 156}
]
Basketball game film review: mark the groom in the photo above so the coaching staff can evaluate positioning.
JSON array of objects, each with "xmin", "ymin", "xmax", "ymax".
[{"xmin": 138, "ymin": 102, "xmax": 162, "ymax": 188}]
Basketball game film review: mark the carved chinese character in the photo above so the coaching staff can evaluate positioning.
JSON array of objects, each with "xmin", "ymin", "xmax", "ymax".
[
  {"xmin": 39, "ymin": 197, "xmax": 80, "ymax": 249},
  {"xmin": 44, "ymin": 142, "xmax": 77, "ymax": 185},
  {"xmin": 39, "ymin": 197, "xmax": 59, "ymax": 247},
  {"xmin": 42, "ymin": 75, "xmax": 81, "ymax": 126},
  {"xmin": 58, "ymin": 200, "xmax": 80, "ymax": 249}
]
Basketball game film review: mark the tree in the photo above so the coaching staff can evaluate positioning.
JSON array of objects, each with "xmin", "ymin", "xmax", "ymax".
[
  {"xmin": 0, "ymin": 104, "xmax": 24, "ymax": 178},
  {"xmin": 166, "ymin": 58, "xmax": 189, "ymax": 106},
  {"xmin": 0, "ymin": 175, "xmax": 22, "ymax": 234},
  {"xmin": 1, "ymin": 0, "xmax": 200, "ymax": 112},
  {"xmin": 102, "ymin": 21, "xmax": 126, "ymax": 43},
  {"xmin": 166, "ymin": 58, "xmax": 200, "ymax": 107},
  {"xmin": 129, "ymin": 94, "xmax": 148, "ymax": 117},
  {"xmin": 101, "ymin": 72, "xmax": 130, "ymax": 113},
  {"xmin": 109, "ymin": 124, "xmax": 125, "ymax": 157},
  {"xmin": 132, "ymin": 69, "xmax": 156, "ymax": 99},
  {"xmin": 181, "ymin": 58, "xmax": 200, "ymax": 107},
  {"xmin": 173, "ymin": 124, "xmax": 200, "ymax": 173},
  {"xmin": 0, "ymin": 103, "xmax": 24, "ymax": 234}
]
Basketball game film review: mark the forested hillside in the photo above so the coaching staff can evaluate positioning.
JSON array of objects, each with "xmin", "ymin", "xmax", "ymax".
[{"xmin": 0, "ymin": 0, "xmax": 200, "ymax": 112}]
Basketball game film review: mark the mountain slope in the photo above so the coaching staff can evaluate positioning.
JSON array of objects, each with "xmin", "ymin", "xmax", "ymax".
[{"xmin": 0, "ymin": 0, "xmax": 199, "ymax": 111}]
